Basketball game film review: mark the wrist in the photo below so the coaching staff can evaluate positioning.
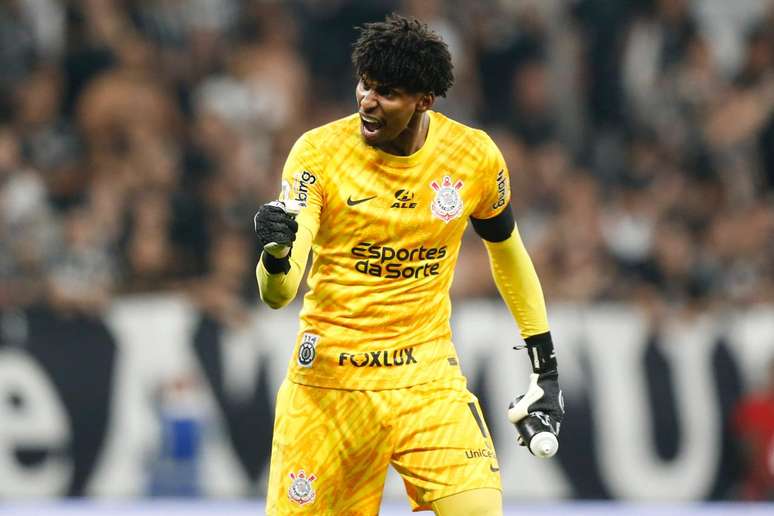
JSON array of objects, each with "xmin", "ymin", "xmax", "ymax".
[
  {"xmin": 262, "ymin": 251, "xmax": 291, "ymax": 274},
  {"xmin": 523, "ymin": 331, "xmax": 557, "ymax": 374}
]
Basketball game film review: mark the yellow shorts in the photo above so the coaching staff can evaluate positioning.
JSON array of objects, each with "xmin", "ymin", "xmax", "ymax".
[{"xmin": 266, "ymin": 376, "xmax": 501, "ymax": 515}]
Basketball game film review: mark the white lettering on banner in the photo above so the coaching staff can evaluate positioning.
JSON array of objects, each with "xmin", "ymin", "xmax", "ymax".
[
  {"xmin": 450, "ymin": 302, "xmax": 774, "ymax": 501},
  {"xmin": 0, "ymin": 349, "xmax": 72, "ymax": 496},
  {"xmin": 1, "ymin": 298, "xmax": 773, "ymax": 501},
  {"xmin": 585, "ymin": 313, "xmax": 721, "ymax": 500},
  {"xmin": 90, "ymin": 296, "xmax": 248, "ymax": 497}
]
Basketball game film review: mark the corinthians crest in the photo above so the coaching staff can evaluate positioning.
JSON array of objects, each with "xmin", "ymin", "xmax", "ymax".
[
  {"xmin": 288, "ymin": 470, "xmax": 317, "ymax": 505},
  {"xmin": 430, "ymin": 175, "xmax": 464, "ymax": 223}
]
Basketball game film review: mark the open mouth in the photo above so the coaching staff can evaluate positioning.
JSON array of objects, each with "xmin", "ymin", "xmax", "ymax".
[{"xmin": 360, "ymin": 114, "xmax": 383, "ymax": 138}]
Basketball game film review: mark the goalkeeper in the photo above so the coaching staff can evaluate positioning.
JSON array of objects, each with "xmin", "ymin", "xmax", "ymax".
[{"xmin": 255, "ymin": 14, "xmax": 564, "ymax": 516}]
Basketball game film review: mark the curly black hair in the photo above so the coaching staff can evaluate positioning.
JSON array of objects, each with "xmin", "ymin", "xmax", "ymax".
[{"xmin": 351, "ymin": 14, "xmax": 454, "ymax": 97}]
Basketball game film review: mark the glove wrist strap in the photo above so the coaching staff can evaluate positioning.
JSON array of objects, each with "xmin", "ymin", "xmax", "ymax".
[
  {"xmin": 262, "ymin": 251, "xmax": 291, "ymax": 274},
  {"xmin": 523, "ymin": 331, "xmax": 557, "ymax": 374}
]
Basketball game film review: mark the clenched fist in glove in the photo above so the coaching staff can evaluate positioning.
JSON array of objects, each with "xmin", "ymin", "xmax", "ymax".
[
  {"xmin": 507, "ymin": 332, "xmax": 564, "ymax": 456},
  {"xmin": 254, "ymin": 201, "xmax": 300, "ymax": 274}
]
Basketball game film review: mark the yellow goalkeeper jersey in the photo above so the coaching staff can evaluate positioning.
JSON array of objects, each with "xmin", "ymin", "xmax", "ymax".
[{"xmin": 271, "ymin": 111, "xmax": 510, "ymax": 390}]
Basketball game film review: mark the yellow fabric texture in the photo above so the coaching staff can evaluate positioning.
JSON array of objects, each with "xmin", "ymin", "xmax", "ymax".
[
  {"xmin": 265, "ymin": 377, "xmax": 501, "ymax": 515},
  {"xmin": 257, "ymin": 111, "xmax": 513, "ymax": 389},
  {"xmin": 483, "ymin": 228, "xmax": 550, "ymax": 338},
  {"xmin": 431, "ymin": 487, "xmax": 503, "ymax": 516},
  {"xmin": 256, "ymin": 218, "xmax": 315, "ymax": 309}
]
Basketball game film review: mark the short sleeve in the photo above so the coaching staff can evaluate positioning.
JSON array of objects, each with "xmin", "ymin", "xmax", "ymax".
[{"xmin": 470, "ymin": 134, "xmax": 511, "ymax": 220}]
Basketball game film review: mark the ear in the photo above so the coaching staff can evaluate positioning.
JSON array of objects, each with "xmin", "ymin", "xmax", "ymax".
[{"xmin": 415, "ymin": 93, "xmax": 435, "ymax": 112}]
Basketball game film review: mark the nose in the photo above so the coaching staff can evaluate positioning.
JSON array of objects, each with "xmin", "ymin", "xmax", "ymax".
[{"xmin": 360, "ymin": 89, "xmax": 377, "ymax": 110}]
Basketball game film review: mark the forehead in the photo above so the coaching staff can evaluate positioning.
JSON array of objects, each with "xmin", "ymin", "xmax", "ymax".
[{"xmin": 359, "ymin": 75, "xmax": 409, "ymax": 93}]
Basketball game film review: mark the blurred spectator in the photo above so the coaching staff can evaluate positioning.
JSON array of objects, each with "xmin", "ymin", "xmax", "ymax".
[
  {"xmin": 120, "ymin": 191, "xmax": 177, "ymax": 293},
  {"xmin": 510, "ymin": 50, "xmax": 557, "ymax": 146},
  {"xmin": 189, "ymin": 228, "xmax": 254, "ymax": 328},
  {"xmin": 0, "ymin": 0, "xmax": 771, "ymax": 311},
  {"xmin": 46, "ymin": 204, "xmax": 114, "ymax": 314},
  {"xmin": 571, "ymin": 0, "xmax": 635, "ymax": 130},
  {"xmin": 731, "ymin": 355, "xmax": 774, "ymax": 500},
  {"xmin": 0, "ymin": 1, "xmax": 39, "ymax": 96},
  {"xmin": 402, "ymin": 0, "xmax": 477, "ymax": 122},
  {"xmin": 0, "ymin": 125, "xmax": 52, "ymax": 309},
  {"xmin": 296, "ymin": 0, "xmax": 397, "ymax": 104}
]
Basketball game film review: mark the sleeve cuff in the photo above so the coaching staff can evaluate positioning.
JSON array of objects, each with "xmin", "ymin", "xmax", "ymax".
[
  {"xmin": 524, "ymin": 331, "xmax": 557, "ymax": 374},
  {"xmin": 261, "ymin": 251, "xmax": 291, "ymax": 274}
]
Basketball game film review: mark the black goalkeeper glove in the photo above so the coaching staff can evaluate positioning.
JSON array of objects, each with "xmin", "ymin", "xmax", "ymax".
[
  {"xmin": 253, "ymin": 201, "xmax": 299, "ymax": 274},
  {"xmin": 507, "ymin": 332, "xmax": 564, "ymax": 453}
]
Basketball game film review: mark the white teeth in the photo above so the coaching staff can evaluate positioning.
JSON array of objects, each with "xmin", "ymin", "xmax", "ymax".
[{"xmin": 360, "ymin": 115, "xmax": 380, "ymax": 125}]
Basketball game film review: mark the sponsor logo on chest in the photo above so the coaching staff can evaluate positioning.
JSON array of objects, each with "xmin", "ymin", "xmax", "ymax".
[
  {"xmin": 350, "ymin": 242, "xmax": 447, "ymax": 279},
  {"xmin": 338, "ymin": 347, "xmax": 418, "ymax": 367},
  {"xmin": 391, "ymin": 189, "xmax": 417, "ymax": 209}
]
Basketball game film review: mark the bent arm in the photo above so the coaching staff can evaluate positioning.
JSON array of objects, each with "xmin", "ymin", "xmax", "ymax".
[
  {"xmin": 255, "ymin": 133, "xmax": 325, "ymax": 309},
  {"xmin": 256, "ymin": 221, "xmax": 315, "ymax": 309}
]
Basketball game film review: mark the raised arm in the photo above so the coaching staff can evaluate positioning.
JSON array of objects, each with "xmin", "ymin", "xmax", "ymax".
[{"xmin": 254, "ymin": 135, "xmax": 324, "ymax": 308}]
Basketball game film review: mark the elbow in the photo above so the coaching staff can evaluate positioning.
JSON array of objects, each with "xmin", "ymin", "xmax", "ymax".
[
  {"xmin": 260, "ymin": 293, "xmax": 291, "ymax": 310},
  {"xmin": 259, "ymin": 287, "xmax": 294, "ymax": 309}
]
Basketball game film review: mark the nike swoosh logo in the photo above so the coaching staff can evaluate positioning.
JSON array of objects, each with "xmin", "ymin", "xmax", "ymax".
[{"xmin": 347, "ymin": 195, "xmax": 377, "ymax": 206}]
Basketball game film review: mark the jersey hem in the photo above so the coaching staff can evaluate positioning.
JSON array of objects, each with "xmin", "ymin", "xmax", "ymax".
[
  {"xmin": 414, "ymin": 485, "xmax": 503, "ymax": 512},
  {"xmin": 285, "ymin": 369, "xmax": 466, "ymax": 391}
]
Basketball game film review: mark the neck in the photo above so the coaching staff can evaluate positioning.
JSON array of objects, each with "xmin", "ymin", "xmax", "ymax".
[{"xmin": 379, "ymin": 111, "xmax": 430, "ymax": 156}]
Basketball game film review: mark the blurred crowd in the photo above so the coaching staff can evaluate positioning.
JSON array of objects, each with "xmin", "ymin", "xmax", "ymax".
[{"xmin": 1, "ymin": 0, "xmax": 773, "ymax": 325}]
